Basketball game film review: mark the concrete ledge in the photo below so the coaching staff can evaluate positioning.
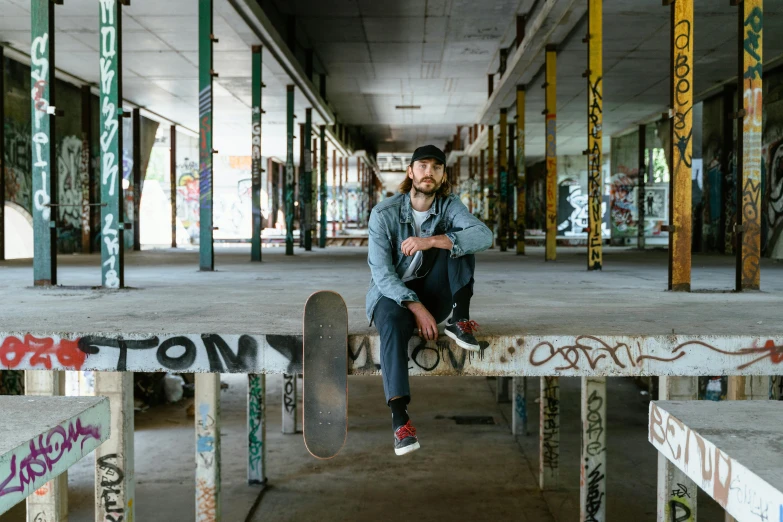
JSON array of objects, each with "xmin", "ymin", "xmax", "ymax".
[
  {"xmin": 649, "ymin": 401, "xmax": 783, "ymax": 522},
  {"xmin": 0, "ymin": 396, "xmax": 110, "ymax": 515},
  {"xmin": 0, "ymin": 332, "xmax": 781, "ymax": 376}
]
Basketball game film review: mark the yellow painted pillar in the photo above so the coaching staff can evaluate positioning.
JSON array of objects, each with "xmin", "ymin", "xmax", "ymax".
[
  {"xmin": 545, "ymin": 45, "xmax": 557, "ymax": 262},
  {"xmin": 516, "ymin": 86, "xmax": 526, "ymax": 255},
  {"xmin": 499, "ymin": 109, "xmax": 508, "ymax": 252},
  {"xmin": 587, "ymin": 0, "xmax": 603, "ymax": 270},
  {"xmin": 487, "ymin": 124, "xmax": 496, "ymax": 249},
  {"xmin": 669, "ymin": 0, "xmax": 693, "ymax": 291},
  {"xmin": 737, "ymin": 0, "xmax": 762, "ymax": 291}
]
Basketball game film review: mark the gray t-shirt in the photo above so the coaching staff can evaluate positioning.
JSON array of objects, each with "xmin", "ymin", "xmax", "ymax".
[{"xmin": 401, "ymin": 209, "xmax": 429, "ymax": 282}]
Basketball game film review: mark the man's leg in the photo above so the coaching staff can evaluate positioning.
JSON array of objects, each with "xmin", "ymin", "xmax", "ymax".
[
  {"xmin": 372, "ymin": 297, "xmax": 421, "ymax": 455},
  {"xmin": 415, "ymin": 248, "xmax": 475, "ymax": 324}
]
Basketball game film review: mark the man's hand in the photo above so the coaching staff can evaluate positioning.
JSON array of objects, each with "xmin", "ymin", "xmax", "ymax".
[
  {"xmin": 401, "ymin": 236, "xmax": 433, "ymax": 256},
  {"xmin": 405, "ymin": 301, "xmax": 438, "ymax": 341}
]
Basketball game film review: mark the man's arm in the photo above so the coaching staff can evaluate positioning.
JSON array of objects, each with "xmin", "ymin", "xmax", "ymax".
[
  {"xmin": 368, "ymin": 210, "xmax": 420, "ymax": 308},
  {"xmin": 443, "ymin": 197, "xmax": 493, "ymax": 258}
]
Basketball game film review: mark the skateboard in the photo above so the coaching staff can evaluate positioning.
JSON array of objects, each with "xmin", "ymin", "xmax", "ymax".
[{"xmin": 302, "ymin": 290, "xmax": 348, "ymax": 459}]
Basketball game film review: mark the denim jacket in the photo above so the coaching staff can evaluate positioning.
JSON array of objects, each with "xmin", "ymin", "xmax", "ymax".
[{"xmin": 366, "ymin": 192, "xmax": 493, "ymax": 324}]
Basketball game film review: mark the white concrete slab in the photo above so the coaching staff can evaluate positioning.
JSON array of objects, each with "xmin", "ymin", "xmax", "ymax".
[
  {"xmin": 649, "ymin": 401, "xmax": 783, "ymax": 522},
  {"xmin": 0, "ymin": 396, "xmax": 110, "ymax": 515}
]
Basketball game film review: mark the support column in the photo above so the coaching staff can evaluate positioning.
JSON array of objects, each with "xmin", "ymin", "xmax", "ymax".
[
  {"xmin": 480, "ymin": 149, "xmax": 486, "ymax": 222},
  {"xmin": 81, "ymin": 85, "xmax": 92, "ymax": 254},
  {"xmin": 25, "ymin": 371, "xmax": 66, "ymax": 522},
  {"xmin": 132, "ymin": 108, "xmax": 141, "ymax": 251},
  {"xmin": 247, "ymin": 375, "xmax": 266, "ymax": 485},
  {"xmin": 0, "ymin": 45, "xmax": 4, "ymax": 260},
  {"xmin": 668, "ymin": 0, "xmax": 693, "ymax": 291},
  {"xmin": 545, "ymin": 45, "xmax": 557, "ymax": 262},
  {"xmin": 282, "ymin": 373, "xmax": 297, "ymax": 434},
  {"xmin": 656, "ymin": 376, "xmax": 698, "ymax": 522},
  {"xmin": 199, "ymin": 0, "xmax": 215, "ymax": 271},
  {"xmin": 170, "ymin": 125, "xmax": 177, "ymax": 248},
  {"xmin": 587, "ymin": 0, "xmax": 603, "ymax": 270},
  {"xmin": 311, "ymin": 137, "xmax": 318, "ymax": 245},
  {"xmin": 338, "ymin": 154, "xmax": 344, "ymax": 231},
  {"xmin": 737, "ymin": 0, "xmax": 762, "ymax": 290},
  {"xmin": 320, "ymin": 125, "xmax": 328, "ymax": 247},
  {"xmin": 581, "ymin": 377, "xmax": 607, "ymax": 522},
  {"xmin": 487, "ymin": 125, "xmax": 496, "ymax": 248},
  {"xmin": 99, "ymin": 0, "xmax": 124, "ymax": 288},
  {"xmin": 516, "ymin": 86, "xmax": 526, "ymax": 255},
  {"xmin": 539, "ymin": 376, "xmax": 559, "ymax": 490},
  {"xmin": 195, "ymin": 373, "xmax": 220, "ymax": 521},
  {"xmin": 512, "ymin": 376, "xmax": 528, "ymax": 436},
  {"xmin": 251, "ymin": 46, "xmax": 263, "ymax": 262},
  {"xmin": 638, "ymin": 124, "xmax": 647, "ymax": 249},
  {"xmin": 303, "ymin": 108, "xmax": 313, "ymax": 251},
  {"xmin": 498, "ymin": 110, "xmax": 508, "ymax": 251},
  {"xmin": 496, "ymin": 376, "xmax": 510, "ymax": 403},
  {"xmin": 94, "ymin": 372, "xmax": 134, "ymax": 522},
  {"xmin": 507, "ymin": 120, "xmax": 516, "ymax": 248},
  {"xmin": 31, "ymin": 0, "xmax": 57, "ymax": 286},
  {"xmin": 285, "ymin": 85, "xmax": 295, "ymax": 256}
]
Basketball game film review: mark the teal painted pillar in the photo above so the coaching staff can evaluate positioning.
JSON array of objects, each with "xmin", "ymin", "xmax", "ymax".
[
  {"xmin": 199, "ymin": 0, "xmax": 215, "ymax": 271},
  {"xmin": 247, "ymin": 374, "xmax": 266, "ymax": 485},
  {"xmin": 302, "ymin": 108, "xmax": 312, "ymax": 251},
  {"xmin": 31, "ymin": 0, "xmax": 57, "ymax": 286},
  {"xmin": 319, "ymin": 126, "xmax": 327, "ymax": 248},
  {"xmin": 285, "ymin": 85, "xmax": 295, "ymax": 256},
  {"xmin": 99, "ymin": 0, "xmax": 124, "ymax": 288},
  {"xmin": 251, "ymin": 45, "xmax": 263, "ymax": 262}
]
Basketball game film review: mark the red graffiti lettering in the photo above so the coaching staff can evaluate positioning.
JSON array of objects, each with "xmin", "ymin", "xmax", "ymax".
[{"xmin": 0, "ymin": 335, "xmax": 85, "ymax": 370}]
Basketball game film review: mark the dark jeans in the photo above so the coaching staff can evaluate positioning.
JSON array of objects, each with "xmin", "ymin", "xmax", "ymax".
[{"xmin": 372, "ymin": 248, "xmax": 475, "ymax": 403}]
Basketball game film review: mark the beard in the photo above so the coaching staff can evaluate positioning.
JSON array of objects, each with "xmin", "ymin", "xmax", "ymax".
[{"xmin": 412, "ymin": 177, "xmax": 440, "ymax": 197}]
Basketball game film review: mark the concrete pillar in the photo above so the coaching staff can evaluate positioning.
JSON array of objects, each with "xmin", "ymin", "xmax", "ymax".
[
  {"xmin": 656, "ymin": 376, "xmax": 697, "ymax": 522},
  {"xmin": 580, "ymin": 376, "xmax": 607, "ymax": 522},
  {"xmin": 586, "ymin": 0, "xmax": 603, "ymax": 270},
  {"xmin": 170, "ymin": 125, "xmax": 177, "ymax": 248},
  {"xmin": 516, "ymin": 86, "xmax": 526, "ymax": 255},
  {"xmin": 638, "ymin": 124, "xmax": 647, "ymax": 249},
  {"xmin": 487, "ymin": 125, "xmax": 496, "ymax": 248},
  {"xmin": 498, "ymin": 109, "xmax": 508, "ymax": 252},
  {"xmin": 251, "ymin": 45, "xmax": 263, "ymax": 262},
  {"xmin": 302, "ymin": 109, "xmax": 313, "ymax": 251},
  {"xmin": 195, "ymin": 373, "xmax": 221, "ymax": 521},
  {"xmin": 25, "ymin": 371, "xmax": 67, "ymax": 522},
  {"xmin": 94, "ymin": 371, "xmax": 135, "ymax": 522},
  {"xmin": 668, "ymin": 0, "xmax": 693, "ymax": 291},
  {"xmin": 544, "ymin": 45, "xmax": 557, "ymax": 262},
  {"xmin": 736, "ymin": 0, "xmax": 763, "ymax": 291},
  {"xmin": 539, "ymin": 376, "xmax": 559, "ymax": 490},
  {"xmin": 512, "ymin": 376, "xmax": 528, "ymax": 436},
  {"xmin": 285, "ymin": 85, "xmax": 295, "ymax": 256},
  {"xmin": 319, "ymin": 125, "xmax": 327, "ymax": 247},
  {"xmin": 282, "ymin": 373, "xmax": 297, "ymax": 434},
  {"xmin": 496, "ymin": 376, "xmax": 510, "ymax": 403},
  {"xmin": 199, "ymin": 0, "xmax": 215, "ymax": 271},
  {"xmin": 131, "ymin": 108, "xmax": 141, "ymax": 252},
  {"xmin": 31, "ymin": 0, "xmax": 57, "ymax": 286},
  {"xmin": 247, "ymin": 374, "xmax": 266, "ymax": 485},
  {"xmin": 80, "ymin": 85, "xmax": 92, "ymax": 254},
  {"xmin": 479, "ymin": 149, "xmax": 486, "ymax": 221},
  {"xmin": 0, "ymin": 44, "xmax": 4, "ymax": 261}
]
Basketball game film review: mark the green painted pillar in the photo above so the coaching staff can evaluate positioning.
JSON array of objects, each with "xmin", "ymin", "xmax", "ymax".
[
  {"xmin": 251, "ymin": 45, "xmax": 263, "ymax": 262},
  {"xmin": 0, "ymin": 45, "xmax": 5, "ymax": 261},
  {"xmin": 99, "ymin": 0, "xmax": 124, "ymax": 288},
  {"xmin": 302, "ymin": 108, "xmax": 312, "ymax": 251},
  {"xmin": 31, "ymin": 0, "xmax": 57, "ymax": 286},
  {"xmin": 199, "ymin": 0, "xmax": 215, "ymax": 271},
  {"xmin": 319, "ymin": 126, "xmax": 327, "ymax": 248},
  {"xmin": 285, "ymin": 85, "xmax": 295, "ymax": 255}
]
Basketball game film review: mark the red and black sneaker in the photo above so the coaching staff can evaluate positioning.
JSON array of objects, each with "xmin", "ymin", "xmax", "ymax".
[
  {"xmin": 445, "ymin": 319, "xmax": 481, "ymax": 351},
  {"xmin": 394, "ymin": 420, "xmax": 420, "ymax": 456}
]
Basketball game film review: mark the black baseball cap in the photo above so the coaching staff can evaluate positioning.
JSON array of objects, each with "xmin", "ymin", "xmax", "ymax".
[{"xmin": 410, "ymin": 144, "xmax": 446, "ymax": 166}]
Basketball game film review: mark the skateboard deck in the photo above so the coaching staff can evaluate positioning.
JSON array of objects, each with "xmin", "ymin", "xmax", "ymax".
[{"xmin": 303, "ymin": 290, "xmax": 348, "ymax": 459}]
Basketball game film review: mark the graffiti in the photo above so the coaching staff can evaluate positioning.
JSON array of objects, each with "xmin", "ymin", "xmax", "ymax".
[
  {"xmin": 100, "ymin": 0, "xmax": 120, "ymax": 289},
  {"xmin": 740, "ymin": 4, "xmax": 763, "ymax": 287},
  {"xmin": 199, "ymin": 87, "xmax": 213, "ymax": 214},
  {"xmin": 673, "ymin": 17, "xmax": 693, "ymax": 169},
  {"xmin": 80, "ymin": 132, "xmax": 91, "ymax": 245},
  {"xmin": 0, "ymin": 334, "xmax": 85, "ymax": 371},
  {"xmin": 0, "ymin": 419, "xmax": 101, "ymax": 498},
  {"xmin": 197, "ymin": 403, "xmax": 216, "ymax": 467},
  {"xmin": 587, "ymin": 74, "xmax": 603, "ymax": 268},
  {"xmin": 4, "ymin": 123, "xmax": 33, "ymax": 212},
  {"xmin": 585, "ymin": 389, "xmax": 605, "ymax": 457},
  {"xmin": 545, "ymin": 114, "xmax": 557, "ymax": 245},
  {"xmin": 557, "ymin": 182, "xmax": 609, "ymax": 237},
  {"xmin": 57, "ymin": 136, "xmax": 84, "ymax": 229},
  {"xmin": 764, "ymin": 140, "xmax": 783, "ymax": 257},
  {"xmin": 283, "ymin": 374, "xmax": 295, "ymax": 414},
  {"xmin": 196, "ymin": 478, "xmax": 216, "ymax": 522},
  {"xmin": 584, "ymin": 462, "xmax": 605, "ymax": 522},
  {"xmin": 97, "ymin": 453, "xmax": 125, "ymax": 522},
  {"xmin": 730, "ymin": 473, "xmax": 771, "ymax": 522},
  {"xmin": 31, "ymin": 32, "xmax": 51, "ymax": 222},
  {"xmin": 540, "ymin": 377, "xmax": 559, "ymax": 471},
  {"xmin": 0, "ymin": 370, "xmax": 24, "ymax": 395},
  {"xmin": 669, "ymin": 483, "xmax": 694, "ymax": 522},
  {"xmin": 247, "ymin": 374, "xmax": 264, "ymax": 483}
]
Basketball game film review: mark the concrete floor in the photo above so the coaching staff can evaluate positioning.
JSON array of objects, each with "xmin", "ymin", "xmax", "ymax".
[{"xmin": 1, "ymin": 245, "xmax": 782, "ymax": 336}]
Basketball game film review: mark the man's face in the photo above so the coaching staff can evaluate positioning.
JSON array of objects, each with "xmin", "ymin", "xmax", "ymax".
[{"xmin": 408, "ymin": 158, "xmax": 445, "ymax": 196}]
